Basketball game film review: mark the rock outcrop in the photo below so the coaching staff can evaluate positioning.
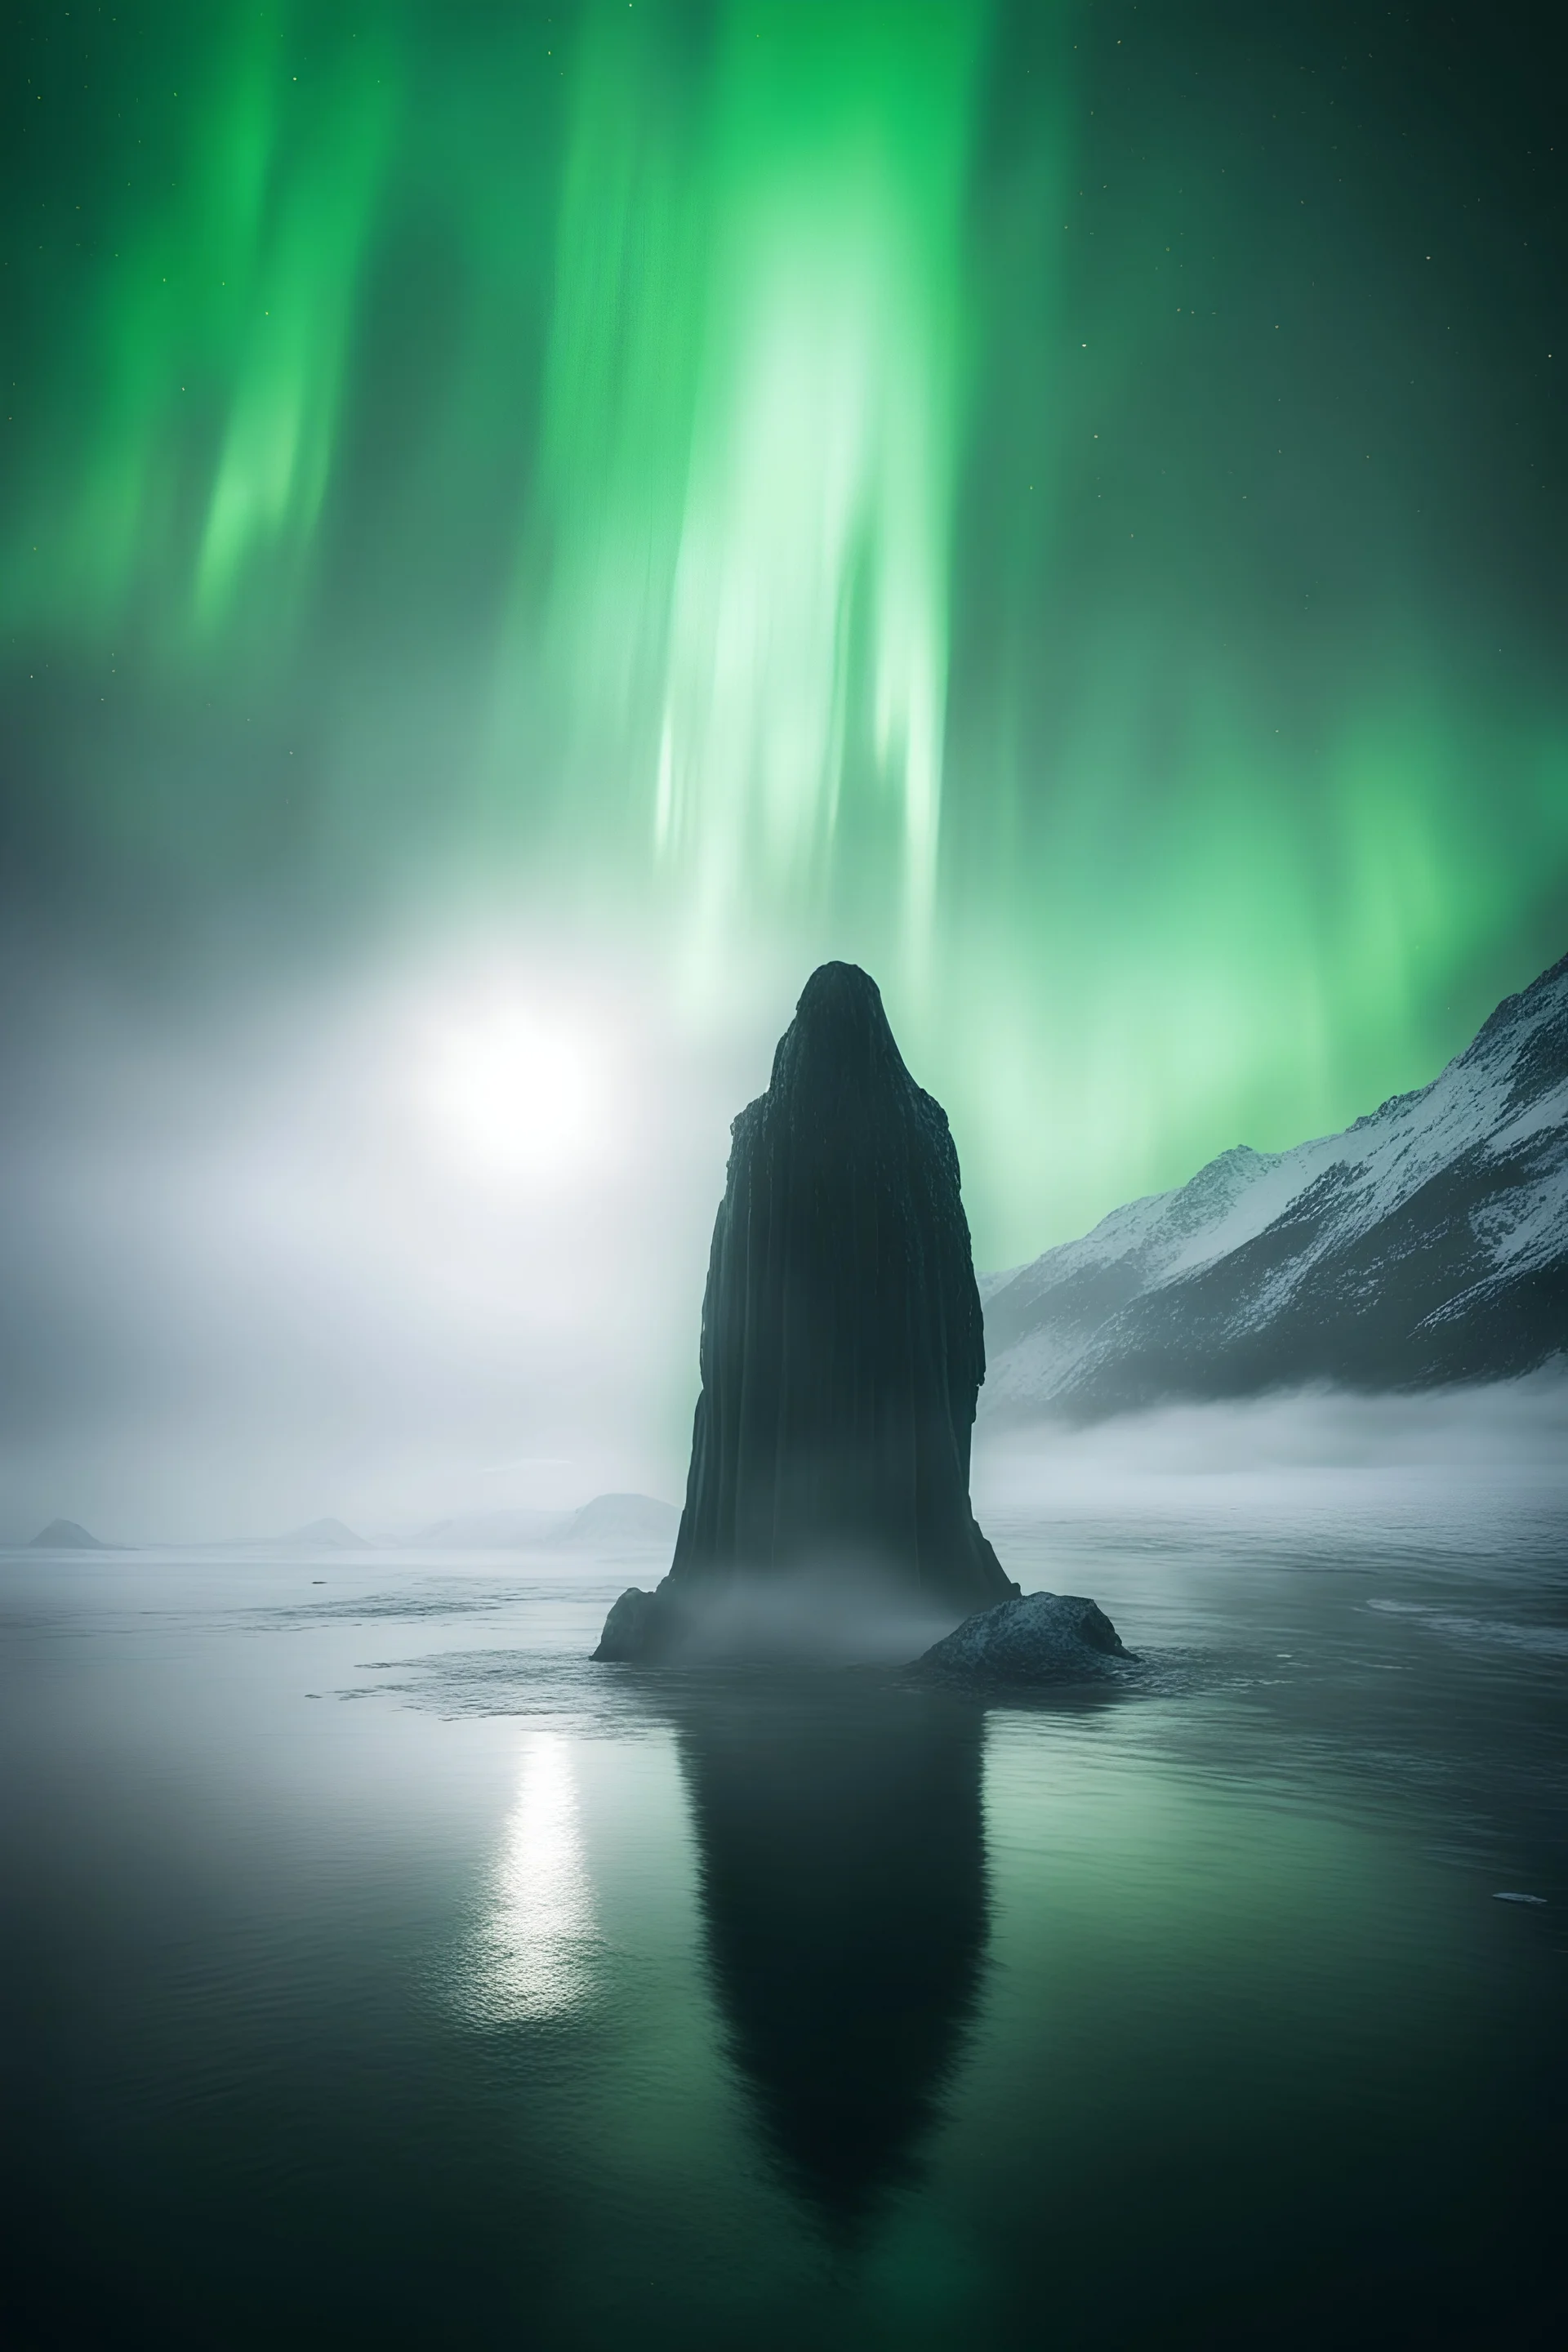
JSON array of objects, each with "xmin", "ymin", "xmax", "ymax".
[
  {"xmin": 914, "ymin": 1590, "xmax": 1135, "ymax": 1685},
  {"xmin": 594, "ymin": 1585, "xmax": 666, "ymax": 1662},
  {"xmin": 595, "ymin": 963, "xmax": 1015, "ymax": 1661}
]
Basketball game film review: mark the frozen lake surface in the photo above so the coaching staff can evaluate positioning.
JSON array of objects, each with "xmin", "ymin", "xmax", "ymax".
[{"xmin": 2, "ymin": 1453, "xmax": 1566, "ymax": 2348}]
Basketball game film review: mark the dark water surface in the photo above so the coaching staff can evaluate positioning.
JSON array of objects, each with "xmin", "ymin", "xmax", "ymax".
[{"xmin": 2, "ymin": 1477, "xmax": 1565, "ymax": 2350}]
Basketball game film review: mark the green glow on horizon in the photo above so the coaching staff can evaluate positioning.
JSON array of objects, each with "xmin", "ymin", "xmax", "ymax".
[{"xmin": 2, "ymin": 0, "xmax": 1565, "ymax": 1261}]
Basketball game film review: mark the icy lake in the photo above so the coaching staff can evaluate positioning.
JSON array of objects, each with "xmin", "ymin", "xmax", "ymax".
[{"xmin": 3, "ymin": 1432, "xmax": 1565, "ymax": 2349}]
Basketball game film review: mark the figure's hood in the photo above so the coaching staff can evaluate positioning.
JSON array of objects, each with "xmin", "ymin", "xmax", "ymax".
[{"xmin": 768, "ymin": 961, "xmax": 912, "ymax": 1106}]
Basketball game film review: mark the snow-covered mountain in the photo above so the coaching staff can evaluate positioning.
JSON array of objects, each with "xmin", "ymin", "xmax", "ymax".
[{"xmin": 981, "ymin": 949, "xmax": 1568, "ymax": 1420}]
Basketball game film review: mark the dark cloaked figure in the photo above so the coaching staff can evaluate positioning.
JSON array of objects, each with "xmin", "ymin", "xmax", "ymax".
[{"xmin": 670, "ymin": 960, "xmax": 1013, "ymax": 1610}]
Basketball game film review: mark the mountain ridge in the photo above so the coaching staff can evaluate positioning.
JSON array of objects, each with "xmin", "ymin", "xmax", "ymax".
[{"xmin": 980, "ymin": 949, "xmax": 1568, "ymax": 1420}]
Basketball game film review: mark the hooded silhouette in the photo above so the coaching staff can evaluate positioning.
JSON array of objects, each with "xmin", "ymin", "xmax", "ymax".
[{"xmin": 669, "ymin": 961, "xmax": 1013, "ymax": 1609}]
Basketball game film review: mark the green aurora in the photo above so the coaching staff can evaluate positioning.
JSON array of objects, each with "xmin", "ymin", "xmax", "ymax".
[{"xmin": 3, "ymin": 0, "xmax": 1565, "ymax": 1259}]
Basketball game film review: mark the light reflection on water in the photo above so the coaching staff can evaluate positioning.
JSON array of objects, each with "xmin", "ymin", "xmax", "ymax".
[{"xmin": 460, "ymin": 1730, "xmax": 600, "ymax": 2026}]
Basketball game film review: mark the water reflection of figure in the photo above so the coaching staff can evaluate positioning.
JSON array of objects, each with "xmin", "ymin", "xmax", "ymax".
[{"xmin": 676, "ymin": 1682, "xmax": 988, "ymax": 2238}]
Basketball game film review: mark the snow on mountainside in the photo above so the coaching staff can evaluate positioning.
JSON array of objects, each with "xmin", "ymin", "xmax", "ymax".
[{"xmin": 980, "ymin": 949, "xmax": 1568, "ymax": 1420}]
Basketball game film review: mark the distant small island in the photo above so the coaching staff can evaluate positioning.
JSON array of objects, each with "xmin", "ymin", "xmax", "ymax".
[{"xmin": 29, "ymin": 1519, "xmax": 117, "ymax": 1550}]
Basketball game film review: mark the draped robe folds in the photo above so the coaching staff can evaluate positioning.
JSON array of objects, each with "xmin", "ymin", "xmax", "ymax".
[{"xmin": 667, "ymin": 963, "xmax": 1014, "ymax": 1611}]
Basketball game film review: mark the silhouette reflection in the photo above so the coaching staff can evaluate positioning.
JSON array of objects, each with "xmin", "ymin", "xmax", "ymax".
[{"xmin": 675, "ymin": 1680, "xmax": 988, "ymax": 2237}]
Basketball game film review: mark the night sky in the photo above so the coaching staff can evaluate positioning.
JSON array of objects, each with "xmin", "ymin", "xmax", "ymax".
[{"xmin": 2, "ymin": 1, "xmax": 1564, "ymax": 1530}]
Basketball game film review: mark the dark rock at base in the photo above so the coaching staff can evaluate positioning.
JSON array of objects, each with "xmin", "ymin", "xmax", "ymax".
[
  {"xmin": 914, "ymin": 1591, "xmax": 1135, "ymax": 1685},
  {"xmin": 591, "ymin": 1567, "xmax": 966, "ymax": 1667},
  {"xmin": 593, "ymin": 1584, "xmax": 670, "ymax": 1662}
]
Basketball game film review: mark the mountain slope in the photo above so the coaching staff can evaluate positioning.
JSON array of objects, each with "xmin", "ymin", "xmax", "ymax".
[{"xmin": 982, "ymin": 949, "xmax": 1568, "ymax": 1420}]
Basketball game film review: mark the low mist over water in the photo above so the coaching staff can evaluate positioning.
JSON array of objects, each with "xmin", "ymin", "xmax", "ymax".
[{"xmin": 3, "ymin": 1412, "xmax": 1564, "ymax": 2348}]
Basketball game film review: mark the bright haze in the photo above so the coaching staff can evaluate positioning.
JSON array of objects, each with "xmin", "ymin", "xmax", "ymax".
[{"xmin": 1, "ymin": 2, "xmax": 1563, "ymax": 1539}]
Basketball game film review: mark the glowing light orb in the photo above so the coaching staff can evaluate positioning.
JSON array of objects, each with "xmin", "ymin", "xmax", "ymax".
[{"xmin": 416, "ymin": 991, "xmax": 607, "ymax": 1185}]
